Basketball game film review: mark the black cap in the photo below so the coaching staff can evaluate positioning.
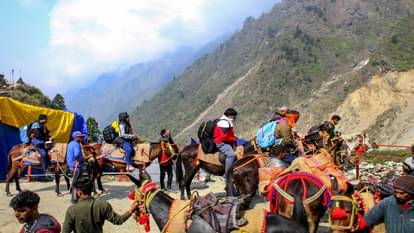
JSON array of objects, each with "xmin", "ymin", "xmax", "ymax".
[{"xmin": 38, "ymin": 114, "xmax": 48, "ymax": 121}]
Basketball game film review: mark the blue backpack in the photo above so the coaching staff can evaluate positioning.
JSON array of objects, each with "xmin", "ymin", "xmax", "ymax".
[
  {"xmin": 256, "ymin": 121, "xmax": 278, "ymax": 148},
  {"xmin": 19, "ymin": 122, "xmax": 36, "ymax": 144}
]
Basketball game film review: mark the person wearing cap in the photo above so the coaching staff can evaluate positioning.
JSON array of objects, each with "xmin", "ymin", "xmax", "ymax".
[
  {"xmin": 403, "ymin": 145, "xmax": 414, "ymax": 176},
  {"xmin": 31, "ymin": 114, "xmax": 51, "ymax": 172},
  {"xmin": 62, "ymin": 177, "xmax": 138, "ymax": 233},
  {"xmin": 363, "ymin": 175, "xmax": 414, "ymax": 233},
  {"xmin": 66, "ymin": 131, "xmax": 86, "ymax": 204}
]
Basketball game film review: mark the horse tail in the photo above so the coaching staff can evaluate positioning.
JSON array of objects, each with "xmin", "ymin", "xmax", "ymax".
[
  {"xmin": 175, "ymin": 151, "xmax": 183, "ymax": 186},
  {"xmin": 292, "ymin": 196, "xmax": 309, "ymax": 231}
]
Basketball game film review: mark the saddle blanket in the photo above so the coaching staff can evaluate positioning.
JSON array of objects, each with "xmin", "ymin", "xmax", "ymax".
[
  {"xmin": 13, "ymin": 143, "xmax": 67, "ymax": 165},
  {"xmin": 288, "ymin": 150, "xmax": 348, "ymax": 193},
  {"xmin": 101, "ymin": 143, "xmax": 151, "ymax": 163},
  {"xmin": 197, "ymin": 145, "xmax": 245, "ymax": 167}
]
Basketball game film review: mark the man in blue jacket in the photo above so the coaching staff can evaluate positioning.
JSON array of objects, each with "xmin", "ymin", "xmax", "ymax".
[
  {"xmin": 364, "ymin": 175, "xmax": 414, "ymax": 233},
  {"xmin": 66, "ymin": 131, "xmax": 86, "ymax": 203}
]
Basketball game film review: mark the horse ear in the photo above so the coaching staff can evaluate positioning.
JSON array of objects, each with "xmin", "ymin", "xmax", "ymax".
[
  {"xmin": 127, "ymin": 174, "xmax": 141, "ymax": 187},
  {"xmin": 139, "ymin": 170, "xmax": 152, "ymax": 182}
]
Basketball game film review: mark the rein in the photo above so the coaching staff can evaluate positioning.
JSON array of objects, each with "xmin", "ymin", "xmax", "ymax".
[{"xmin": 233, "ymin": 154, "xmax": 268, "ymax": 172}]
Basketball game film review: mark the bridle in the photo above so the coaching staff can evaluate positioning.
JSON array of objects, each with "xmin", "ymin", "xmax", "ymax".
[
  {"xmin": 135, "ymin": 180, "xmax": 159, "ymax": 212},
  {"xmin": 329, "ymin": 195, "xmax": 359, "ymax": 231}
]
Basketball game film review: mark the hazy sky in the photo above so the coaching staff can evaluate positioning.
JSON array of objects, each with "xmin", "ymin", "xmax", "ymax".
[{"xmin": 0, "ymin": 0, "xmax": 278, "ymax": 95}]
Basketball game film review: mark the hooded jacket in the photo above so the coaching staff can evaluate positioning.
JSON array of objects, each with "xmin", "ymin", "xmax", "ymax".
[{"xmin": 20, "ymin": 214, "xmax": 61, "ymax": 233}]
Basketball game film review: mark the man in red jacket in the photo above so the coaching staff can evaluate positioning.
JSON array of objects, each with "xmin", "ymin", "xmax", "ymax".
[
  {"xmin": 213, "ymin": 108, "xmax": 238, "ymax": 196},
  {"xmin": 10, "ymin": 190, "xmax": 61, "ymax": 233}
]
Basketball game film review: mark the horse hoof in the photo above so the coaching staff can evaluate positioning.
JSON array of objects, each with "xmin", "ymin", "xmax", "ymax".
[
  {"xmin": 56, "ymin": 192, "xmax": 64, "ymax": 197},
  {"xmin": 100, "ymin": 190, "xmax": 108, "ymax": 194},
  {"xmin": 6, "ymin": 192, "xmax": 12, "ymax": 197}
]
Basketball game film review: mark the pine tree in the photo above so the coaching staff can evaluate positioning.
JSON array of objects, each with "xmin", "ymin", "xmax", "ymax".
[
  {"xmin": 86, "ymin": 117, "xmax": 101, "ymax": 143},
  {"xmin": 51, "ymin": 94, "xmax": 66, "ymax": 110}
]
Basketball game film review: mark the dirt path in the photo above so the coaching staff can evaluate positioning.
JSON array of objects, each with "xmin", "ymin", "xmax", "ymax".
[{"xmin": 0, "ymin": 174, "xmax": 268, "ymax": 233}]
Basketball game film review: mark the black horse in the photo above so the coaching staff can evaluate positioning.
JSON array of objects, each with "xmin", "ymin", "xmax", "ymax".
[
  {"xmin": 175, "ymin": 142, "xmax": 261, "ymax": 200},
  {"xmin": 127, "ymin": 173, "xmax": 308, "ymax": 233}
]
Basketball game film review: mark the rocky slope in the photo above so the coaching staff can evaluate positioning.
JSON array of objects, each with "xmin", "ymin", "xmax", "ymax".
[{"xmin": 131, "ymin": 0, "xmax": 414, "ymax": 145}]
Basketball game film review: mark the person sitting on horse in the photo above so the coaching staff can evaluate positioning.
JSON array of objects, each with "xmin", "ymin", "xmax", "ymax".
[
  {"xmin": 31, "ymin": 114, "xmax": 51, "ymax": 173},
  {"xmin": 10, "ymin": 190, "xmax": 61, "ymax": 233},
  {"xmin": 213, "ymin": 108, "xmax": 238, "ymax": 196},
  {"xmin": 116, "ymin": 112, "xmax": 138, "ymax": 171},
  {"xmin": 273, "ymin": 109, "xmax": 298, "ymax": 165},
  {"xmin": 159, "ymin": 129, "xmax": 175, "ymax": 190},
  {"xmin": 362, "ymin": 175, "xmax": 414, "ymax": 233},
  {"xmin": 320, "ymin": 114, "xmax": 341, "ymax": 147},
  {"xmin": 67, "ymin": 131, "xmax": 87, "ymax": 204},
  {"xmin": 268, "ymin": 144, "xmax": 288, "ymax": 168},
  {"xmin": 403, "ymin": 145, "xmax": 414, "ymax": 176}
]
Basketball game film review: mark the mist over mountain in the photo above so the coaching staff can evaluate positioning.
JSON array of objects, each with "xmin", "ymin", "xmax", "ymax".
[{"xmin": 66, "ymin": 36, "xmax": 228, "ymax": 125}]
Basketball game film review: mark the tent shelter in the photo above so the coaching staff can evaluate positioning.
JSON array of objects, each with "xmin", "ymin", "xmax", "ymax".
[{"xmin": 0, "ymin": 97, "xmax": 87, "ymax": 180}]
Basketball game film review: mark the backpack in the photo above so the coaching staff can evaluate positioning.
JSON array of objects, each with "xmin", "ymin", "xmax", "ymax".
[
  {"xmin": 19, "ymin": 122, "xmax": 34, "ymax": 144},
  {"xmin": 102, "ymin": 121, "xmax": 119, "ymax": 143},
  {"xmin": 256, "ymin": 121, "xmax": 278, "ymax": 148},
  {"xmin": 198, "ymin": 119, "xmax": 220, "ymax": 153}
]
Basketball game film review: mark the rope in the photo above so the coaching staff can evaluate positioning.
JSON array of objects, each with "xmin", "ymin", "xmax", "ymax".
[
  {"xmin": 273, "ymin": 182, "xmax": 294, "ymax": 203},
  {"xmin": 160, "ymin": 193, "xmax": 198, "ymax": 233},
  {"xmin": 233, "ymin": 154, "xmax": 267, "ymax": 172},
  {"xmin": 303, "ymin": 185, "xmax": 327, "ymax": 204}
]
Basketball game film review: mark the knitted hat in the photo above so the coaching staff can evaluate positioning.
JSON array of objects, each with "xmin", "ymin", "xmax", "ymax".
[{"xmin": 393, "ymin": 175, "xmax": 414, "ymax": 195}]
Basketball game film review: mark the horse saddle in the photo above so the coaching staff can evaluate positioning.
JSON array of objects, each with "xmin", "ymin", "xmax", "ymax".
[
  {"xmin": 48, "ymin": 143, "xmax": 67, "ymax": 163},
  {"xmin": 21, "ymin": 146, "xmax": 42, "ymax": 165},
  {"xmin": 197, "ymin": 145, "xmax": 226, "ymax": 167},
  {"xmin": 101, "ymin": 143, "xmax": 151, "ymax": 163},
  {"xmin": 288, "ymin": 151, "xmax": 348, "ymax": 193},
  {"xmin": 191, "ymin": 192, "xmax": 248, "ymax": 233}
]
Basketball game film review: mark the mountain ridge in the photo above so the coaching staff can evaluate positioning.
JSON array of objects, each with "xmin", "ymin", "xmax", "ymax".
[{"xmin": 130, "ymin": 0, "xmax": 414, "ymax": 145}]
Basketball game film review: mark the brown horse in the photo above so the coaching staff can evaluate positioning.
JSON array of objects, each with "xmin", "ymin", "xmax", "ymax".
[
  {"xmin": 267, "ymin": 172, "xmax": 332, "ymax": 233},
  {"xmin": 5, "ymin": 143, "xmax": 71, "ymax": 197},
  {"xmin": 175, "ymin": 142, "xmax": 261, "ymax": 200},
  {"xmin": 127, "ymin": 172, "xmax": 308, "ymax": 233},
  {"xmin": 88, "ymin": 142, "xmax": 173, "ymax": 194}
]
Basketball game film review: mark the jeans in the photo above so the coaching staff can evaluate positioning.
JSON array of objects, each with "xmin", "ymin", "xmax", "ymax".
[
  {"xmin": 159, "ymin": 163, "xmax": 173, "ymax": 190},
  {"xmin": 123, "ymin": 141, "xmax": 134, "ymax": 165},
  {"xmin": 216, "ymin": 143, "xmax": 236, "ymax": 175},
  {"xmin": 33, "ymin": 143, "xmax": 48, "ymax": 172},
  {"xmin": 217, "ymin": 143, "xmax": 236, "ymax": 196}
]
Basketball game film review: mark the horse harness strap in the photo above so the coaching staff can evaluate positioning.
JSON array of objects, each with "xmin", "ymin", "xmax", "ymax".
[
  {"xmin": 303, "ymin": 185, "xmax": 327, "ymax": 205},
  {"xmin": 329, "ymin": 195, "xmax": 358, "ymax": 231},
  {"xmin": 233, "ymin": 154, "xmax": 267, "ymax": 172}
]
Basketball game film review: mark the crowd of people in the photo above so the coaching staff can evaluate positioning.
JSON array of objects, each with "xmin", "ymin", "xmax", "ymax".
[{"xmin": 9, "ymin": 107, "xmax": 414, "ymax": 233}]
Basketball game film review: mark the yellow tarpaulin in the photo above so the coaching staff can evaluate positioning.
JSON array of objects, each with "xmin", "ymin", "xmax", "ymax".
[{"xmin": 0, "ymin": 97, "xmax": 74, "ymax": 142}]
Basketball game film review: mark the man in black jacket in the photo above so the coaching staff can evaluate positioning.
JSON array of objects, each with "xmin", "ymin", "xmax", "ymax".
[{"xmin": 31, "ymin": 114, "xmax": 51, "ymax": 172}]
